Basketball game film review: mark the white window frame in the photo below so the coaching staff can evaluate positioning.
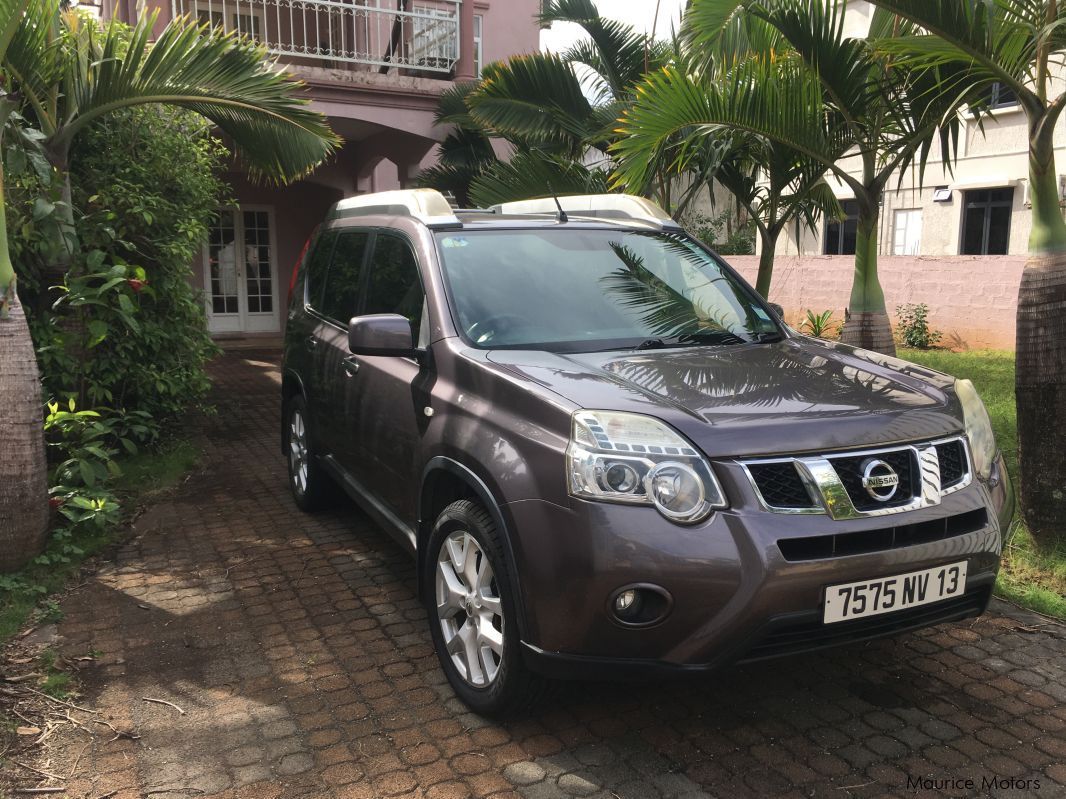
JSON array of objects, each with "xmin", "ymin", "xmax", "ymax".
[
  {"xmin": 892, "ymin": 208, "xmax": 923, "ymax": 256},
  {"xmin": 474, "ymin": 13, "xmax": 483, "ymax": 75},
  {"xmin": 412, "ymin": 5, "xmax": 459, "ymax": 68},
  {"xmin": 202, "ymin": 205, "xmax": 280, "ymax": 335}
]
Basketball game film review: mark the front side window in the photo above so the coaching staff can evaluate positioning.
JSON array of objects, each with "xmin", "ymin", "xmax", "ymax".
[
  {"xmin": 824, "ymin": 200, "xmax": 859, "ymax": 255},
  {"xmin": 435, "ymin": 229, "xmax": 780, "ymax": 352},
  {"xmin": 961, "ymin": 188, "xmax": 1013, "ymax": 255},
  {"xmin": 364, "ymin": 234, "xmax": 425, "ymax": 334},
  {"xmin": 320, "ymin": 230, "xmax": 370, "ymax": 323}
]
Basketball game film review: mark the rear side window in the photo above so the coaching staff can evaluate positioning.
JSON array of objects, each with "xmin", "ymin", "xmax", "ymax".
[
  {"xmin": 320, "ymin": 230, "xmax": 371, "ymax": 323},
  {"xmin": 364, "ymin": 233, "xmax": 424, "ymax": 333},
  {"xmin": 304, "ymin": 230, "xmax": 337, "ymax": 309}
]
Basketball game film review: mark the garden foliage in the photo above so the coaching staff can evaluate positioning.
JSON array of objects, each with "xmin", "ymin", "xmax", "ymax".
[
  {"xmin": 9, "ymin": 105, "xmax": 229, "ymax": 425},
  {"xmin": 3, "ymin": 101, "xmax": 229, "ymax": 573},
  {"xmin": 895, "ymin": 303, "xmax": 942, "ymax": 350}
]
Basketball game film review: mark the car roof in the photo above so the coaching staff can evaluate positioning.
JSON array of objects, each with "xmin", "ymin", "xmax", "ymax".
[{"xmin": 323, "ymin": 190, "xmax": 682, "ymax": 234}]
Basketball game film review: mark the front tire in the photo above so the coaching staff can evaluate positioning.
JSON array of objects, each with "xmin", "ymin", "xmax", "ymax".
[
  {"xmin": 426, "ymin": 500, "xmax": 548, "ymax": 718},
  {"xmin": 283, "ymin": 395, "xmax": 335, "ymax": 512}
]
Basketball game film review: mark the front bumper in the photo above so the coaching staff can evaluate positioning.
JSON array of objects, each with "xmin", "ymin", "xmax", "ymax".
[{"xmin": 505, "ymin": 454, "xmax": 1012, "ymax": 679}]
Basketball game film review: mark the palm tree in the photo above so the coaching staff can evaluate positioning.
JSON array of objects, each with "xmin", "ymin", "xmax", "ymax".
[
  {"xmin": 611, "ymin": 13, "xmax": 838, "ymax": 298},
  {"xmin": 416, "ymin": 83, "xmax": 498, "ymax": 207},
  {"xmin": 614, "ymin": 0, "xmax": 964, "ymax": 354},
  {"xmin": 422, "ymin": 0, "xmax": 673, "ymax": 207},
  {"xmin": 866, "ymin": 0, "xmax": 1066, "ymax": 545},
  {"xmin": 0, "ymin": 1, "xmax": 337, "ymax": 571}
]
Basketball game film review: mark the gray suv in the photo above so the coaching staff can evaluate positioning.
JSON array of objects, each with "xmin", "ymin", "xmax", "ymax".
[{"xmin": 281, "ymin": 190, "xmax": 1014, "ymax": 717}]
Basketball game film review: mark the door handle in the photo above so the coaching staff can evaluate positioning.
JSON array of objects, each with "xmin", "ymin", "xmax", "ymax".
[
  {"xmin": 343, "ymin": 358, "xmax": 360, "ymax": 376},
  {"xmin": 305, "ymin": 336, "xmax": 318, "ymax": 352}
]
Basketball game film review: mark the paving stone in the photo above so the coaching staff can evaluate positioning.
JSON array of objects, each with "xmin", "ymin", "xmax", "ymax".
[
  {"xmin": 503, "ymin": 762, "xmax": 547, "ymax": 786},
  {"xmin": 557, "ymin": 772, "xmax": 600, "ymax": 796}
]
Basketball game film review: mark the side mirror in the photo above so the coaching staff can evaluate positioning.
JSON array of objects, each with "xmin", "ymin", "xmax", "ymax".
[
  {"xmin": 348, "ymin": 314, "xmax": 417, "ymax": 357},
  {"xmin": 769, "ymin": 303, "xmax": 785, "ymax": 318}
]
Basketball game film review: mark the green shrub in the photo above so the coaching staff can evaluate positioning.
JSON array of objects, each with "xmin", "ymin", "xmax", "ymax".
[
  {"xmin": 682, "ymin": 209, "xmax": 756, "ymax": 255},
  {"xmin": 895, "ymin": 303, "xmax": 942, "ymax": 350},
  {"xmin": 11, "ymin": 104, "xmax": 229, "ymax": 426},
  {"xmin": 800, "ymin": 309, "xmax": 839, "ymax": 338}
]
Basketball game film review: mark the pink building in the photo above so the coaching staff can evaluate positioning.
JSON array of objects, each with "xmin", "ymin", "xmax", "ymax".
[{"xmin": 102, "ymin": 0, "xmax": 542, "ymax": 337}]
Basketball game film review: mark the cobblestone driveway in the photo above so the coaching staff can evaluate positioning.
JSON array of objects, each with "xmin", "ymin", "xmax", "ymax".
[{"xmin": 49, "ymin": 350, "xmax": 1066, "ymax": 799}]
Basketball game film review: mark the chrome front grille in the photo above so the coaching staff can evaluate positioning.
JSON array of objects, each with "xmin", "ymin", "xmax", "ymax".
[{"xmin": 740, "ymin": 436, "xmax": 973, "ymax": 519}]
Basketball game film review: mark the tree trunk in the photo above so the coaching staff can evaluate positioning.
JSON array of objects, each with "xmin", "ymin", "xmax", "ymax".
[
  {"xmin": 839, "ymin": 201, "xmax": 895, "ymax": 355},
  {"xmin": 0, "ymin": 290, "xmax": 50, "ymax": 572},
  {"xmin": 1015, "ymin": 140, "xmax": 1066, "ymax": 547},
  {"xmin": 754, "ymin": 232, "xmax": 775, "ymax": 298}
]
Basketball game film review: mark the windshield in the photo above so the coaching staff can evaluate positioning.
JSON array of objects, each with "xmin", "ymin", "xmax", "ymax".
[{"xmin": 435, "ymin": 228, "xmax": 782, "ymax": 352}]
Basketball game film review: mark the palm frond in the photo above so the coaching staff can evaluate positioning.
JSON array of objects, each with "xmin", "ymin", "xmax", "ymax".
[
  {"xmin": 868, "ymin": 0, "xmax": 1045, "ymax": 100},
  {"xmin": 541, "ymin": 0, "xmax": 659, "ymax": 96},
  {"xmin": 468, "ymin": 151, "xmax": 610, "ymax": 207},
  {"xmin": 612, "ymin": 60, "xmax": 847, "ymax": 192},
  {"xmin": 467, "ymin": 53, "xmax": 594, "ymax": 158},
  {"xmin": 3, "ymin": 0, "xmax": 65, "ymax": 134},
  {"xmin": 40, "ymin": 12, "xmax": 338, "ymax": 182},
  {"xmin": 682, "ymin": 0, "xmax": 785, "ymax": 68},
  {"xmin": 0, "ymin": 0, "xmax": 31, "ymax": 60},
  {"xmin": 435, "ymin": 80, "xmax": 481, "ymax": 126}
]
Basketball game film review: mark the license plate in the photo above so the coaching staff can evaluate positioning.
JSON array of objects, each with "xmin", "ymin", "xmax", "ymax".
[{"xmin": 823, "ymin": 561, "xmax": 967, "ymax": 624}]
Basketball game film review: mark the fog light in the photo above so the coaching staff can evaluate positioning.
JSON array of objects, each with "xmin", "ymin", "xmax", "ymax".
[
  {"xmin": 615, "ymin": 589, "xmax": 639, "ymax": 613},
  {"xmin": 609, "ymin": 584, "xmax": 673, "ymax": 627}
]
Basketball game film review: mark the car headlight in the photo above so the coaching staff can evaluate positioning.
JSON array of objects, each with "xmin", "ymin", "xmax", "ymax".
[
  {"xmin": 955, "ymin": 379, "xmax": 996, "ymax": 480},
  {"xmin": 566, "ymin": 410, "xmax": 726, "ymax": 523}
]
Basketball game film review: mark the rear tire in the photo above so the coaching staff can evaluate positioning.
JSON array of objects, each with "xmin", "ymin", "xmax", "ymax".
[
  {"xmin": 426, "ymin": 500, "xmax": 550, "ymax": 718},
  {"xmin": 283, "ymin": 395, "xmax": 336, "ymax": 512}
]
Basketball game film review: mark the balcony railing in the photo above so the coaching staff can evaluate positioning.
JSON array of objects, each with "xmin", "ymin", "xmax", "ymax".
[{"xmin": 172, "ymin": 0, "xmax": 462, "ymax": 74}]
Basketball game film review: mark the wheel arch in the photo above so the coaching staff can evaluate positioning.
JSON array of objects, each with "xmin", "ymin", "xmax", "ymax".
[
  {"xmin": 419, "ymin": 457, "xmax": 531, "ymax": 641},
  {"xmin": 280, "ymin": 369, "xmax": 307, "ymax": 456}
]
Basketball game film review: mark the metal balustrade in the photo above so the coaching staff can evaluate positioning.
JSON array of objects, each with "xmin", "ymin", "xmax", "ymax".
[{"xmin": 172, "ymin": 0, "xmax": 461, "ymax": 73}]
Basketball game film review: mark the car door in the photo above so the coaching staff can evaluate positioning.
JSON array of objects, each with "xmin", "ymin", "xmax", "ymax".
[
  {"xmin": 343, "ymin": 231, "xmax": 428, "ymax": 526},
  {"xmin": 310, "ymin": 229, "xmax": 371, "ymax": 462}
]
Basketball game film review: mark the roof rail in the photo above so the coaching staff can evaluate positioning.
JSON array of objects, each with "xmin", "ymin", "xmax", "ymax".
[
  {"xmin": 490, "ymin": 194, "xmax": 682, "ymax": 229},
  {"xmin": 328, "ymin": 189, "xmax": 461, "ymax": 227}
]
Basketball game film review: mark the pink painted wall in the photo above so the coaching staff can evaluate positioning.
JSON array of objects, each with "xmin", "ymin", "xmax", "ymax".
[
  {"xmin": 727, "ymin": 255, "xmax": 1027, "ymax": 351},
  {"xmin": 477, "ymin": 0, "xmax": 542, "ymax": 65}
]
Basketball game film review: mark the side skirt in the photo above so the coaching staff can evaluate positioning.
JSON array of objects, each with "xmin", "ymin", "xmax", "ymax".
[{"xmin": 320, "ymin": 454, "xmax": 417, "ymax": 555}]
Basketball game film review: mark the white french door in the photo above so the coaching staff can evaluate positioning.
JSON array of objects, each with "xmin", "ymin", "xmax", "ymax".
[{"xmin": 204, "ymin": 207, "xmax": 280, "ymax": 334}]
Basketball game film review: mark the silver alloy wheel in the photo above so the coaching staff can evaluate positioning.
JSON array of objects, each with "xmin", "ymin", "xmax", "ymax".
[
  {"xmin": 436, "ymin": 530, "xmax": 505, "ymax": 687},
  {"xmin": 289, "ymin": 408, "xmax": 308, "ymax": 496}
]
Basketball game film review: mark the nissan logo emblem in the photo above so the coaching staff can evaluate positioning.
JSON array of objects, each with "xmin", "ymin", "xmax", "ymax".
[{"xmin": 861, "ymin": 458, "xmax": 900, "ymax": 501}]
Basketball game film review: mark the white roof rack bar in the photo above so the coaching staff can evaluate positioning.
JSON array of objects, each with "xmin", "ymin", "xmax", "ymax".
[
  {"xmin": 329, "ymin": 189, "xmax": 460, "ymax": 227},
  {"xmin": 490, "ymin": 194, "xmax": 681, "ymax": 228}
]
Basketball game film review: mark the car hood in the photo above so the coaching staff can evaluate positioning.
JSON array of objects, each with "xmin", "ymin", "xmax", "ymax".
[{"xmin": 485, "ymin": 337, "xmax": 963, "ymax": 458}]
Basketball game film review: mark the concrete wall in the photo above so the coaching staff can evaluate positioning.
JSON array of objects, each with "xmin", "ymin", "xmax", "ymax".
[{"xmin": 726, "ymin": 254, "xmax": 1026, "ymax": 351}]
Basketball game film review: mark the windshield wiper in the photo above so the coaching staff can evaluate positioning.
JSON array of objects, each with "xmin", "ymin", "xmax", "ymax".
[
  {"xmin": 677, "ymin": 331, "xmax": 746, "ymax": 346},
  {"xmin": 753, "ymin": 331, "xmax": 784, "ymax": 343},
  {"xmin": 635, "ymin": 338, "xmax": 667, "ymax": 350}
]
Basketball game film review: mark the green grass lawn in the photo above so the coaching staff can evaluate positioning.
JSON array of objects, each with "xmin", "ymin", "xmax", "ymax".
[{"xmin": 900, "ymin": 348, "xmax": 1066, "ymax": 619}]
